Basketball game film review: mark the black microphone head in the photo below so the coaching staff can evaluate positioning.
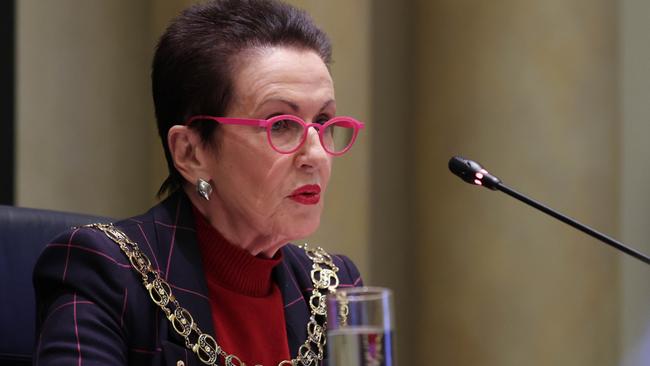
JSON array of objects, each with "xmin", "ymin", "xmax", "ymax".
[
  {"xmin": 448, "ymin": 156, "xmax": 501, "ymax": 190},
  {"xmin": 448, "ymin": 156, "xmax": 481, "ymax": 183}
]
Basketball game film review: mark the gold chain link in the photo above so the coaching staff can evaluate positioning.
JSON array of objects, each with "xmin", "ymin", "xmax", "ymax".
[{"xmin": 85, "ymin": 223, "xmax": 342, "ymax": 366}]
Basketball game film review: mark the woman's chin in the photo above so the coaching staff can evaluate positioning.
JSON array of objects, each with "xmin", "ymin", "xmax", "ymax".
[{"xmin": 285, "ymin": 217, "xmax": 321, "ymax": 242}]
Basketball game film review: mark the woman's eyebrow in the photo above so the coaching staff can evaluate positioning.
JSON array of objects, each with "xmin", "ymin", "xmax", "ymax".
[
  {"xmin": 319, "ymin": 99, "xmax": 335, "ymax": 113},
  {"xmin": 258, "ymin": 98, "xmax": 300, "ymax": 113},
  {"xmin": 257, "ymin": 98, "xmax": 335, "ymax": 114}
]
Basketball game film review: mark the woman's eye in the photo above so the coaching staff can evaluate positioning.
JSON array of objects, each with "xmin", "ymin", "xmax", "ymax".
[
  {"xmin": 315, "ymin": 115, "xmax": 331, "ymax": 125},
  {"xmin": 271, "ymin": 119, "xmax": 301, "ymax": 133},
  {"xmin": 271, "ymin": 120, "xmax": 290, "ymax": 131}
]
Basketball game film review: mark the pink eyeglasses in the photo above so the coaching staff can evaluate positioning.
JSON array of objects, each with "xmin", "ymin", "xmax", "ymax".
[{"xmin": 185, "ymin": 114, "xmax": 365, "ymax": 156}]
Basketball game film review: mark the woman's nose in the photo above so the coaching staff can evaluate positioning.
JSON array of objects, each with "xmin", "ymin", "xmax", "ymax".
[{"xmin": 296, "ymin": 127, "xmax": 328, "ymax": 169}]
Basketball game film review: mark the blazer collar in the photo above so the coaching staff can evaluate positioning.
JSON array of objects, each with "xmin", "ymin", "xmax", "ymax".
[
  {"xmin": 150, "ymin": 191, "xmax": 216, "ymax": 341},
  {"xmin": 274, "ymin": 246, "xmax": 312, "ymax": 358}
]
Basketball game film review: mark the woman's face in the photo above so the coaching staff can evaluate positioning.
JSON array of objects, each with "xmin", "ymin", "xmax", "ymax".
[{"xmin": 202, "ymin": 47, "xmax": 335, "ymax": 254}]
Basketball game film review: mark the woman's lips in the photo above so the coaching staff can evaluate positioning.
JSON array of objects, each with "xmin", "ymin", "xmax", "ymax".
[{"xmin": 289, "ymin": 184, "xmax": 321, "ymax": 205}]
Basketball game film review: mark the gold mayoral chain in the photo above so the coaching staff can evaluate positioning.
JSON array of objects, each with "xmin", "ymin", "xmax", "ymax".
[{"xmin": 85, "ymin": 223, "xmax": 345, "ymax": 366}]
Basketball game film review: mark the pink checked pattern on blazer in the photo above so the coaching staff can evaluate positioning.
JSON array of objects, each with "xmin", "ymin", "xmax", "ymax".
[{"xmin": 33, "ymin": 192, "xmax": 362, "ymax": 365}]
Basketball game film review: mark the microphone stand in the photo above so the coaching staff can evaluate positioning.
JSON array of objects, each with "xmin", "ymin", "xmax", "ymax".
[
  {"xmin": 496, "ymin": 182, "xmax": 650, "ymax": 266},
  {"xmin": 449, "ymin": 156, "xmax": 650, "ymax": 266}
]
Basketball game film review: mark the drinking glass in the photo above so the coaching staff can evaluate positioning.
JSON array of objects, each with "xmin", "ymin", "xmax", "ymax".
[{"xmin": 327, "ymin": 287, "xmax": 395, "ymax": 366}]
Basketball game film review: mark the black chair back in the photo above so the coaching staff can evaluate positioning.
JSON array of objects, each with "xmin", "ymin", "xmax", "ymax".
[{"xmin": 0, "ymin": 205, "xmax": 111, "ymax": 365}]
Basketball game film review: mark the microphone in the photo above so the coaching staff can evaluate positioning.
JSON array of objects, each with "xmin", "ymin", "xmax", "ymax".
[
  {"xmin": 448, "ymin": 155, "xmax": 650, "ymax": 266},
  {"xmin": 448, "ymin": 156, "xmax": 501, "ymax": 190}
]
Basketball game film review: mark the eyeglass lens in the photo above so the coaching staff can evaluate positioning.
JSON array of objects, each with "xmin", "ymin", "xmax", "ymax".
[{"xmin": 269, "ymin": 118, "xmax": 355, "ymax": 153}]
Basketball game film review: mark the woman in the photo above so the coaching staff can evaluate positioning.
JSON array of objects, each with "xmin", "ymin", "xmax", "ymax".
[{"xmin": 33, "ymin": 1, "xmax": 364, "ymax": 365}]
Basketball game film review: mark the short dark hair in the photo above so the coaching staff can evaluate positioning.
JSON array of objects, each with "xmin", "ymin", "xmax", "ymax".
[{"xmin": 152, "ymin": 0, "xmax": 332, "ymax": 196}]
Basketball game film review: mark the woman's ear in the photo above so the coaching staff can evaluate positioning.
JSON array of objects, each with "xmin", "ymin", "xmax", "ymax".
[{"xmin": 167, "ymin": 126, "xmax": 211, "ymax": 184}]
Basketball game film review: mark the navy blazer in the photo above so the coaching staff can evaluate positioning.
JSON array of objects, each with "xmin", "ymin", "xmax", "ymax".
[{"xmin": 33, "ymin": 192, "xmax": 362, "ymax": 365}]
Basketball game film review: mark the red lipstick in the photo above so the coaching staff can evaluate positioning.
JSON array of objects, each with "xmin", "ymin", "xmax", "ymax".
[{"xmin": 289, "ymin": 184, "xmax": 321, "ymax": 205}]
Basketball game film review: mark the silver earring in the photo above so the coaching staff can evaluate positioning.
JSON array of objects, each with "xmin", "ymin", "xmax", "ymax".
[{"xmin": 197, "ymin": 178, "xmax": 212, "ymax": 201}]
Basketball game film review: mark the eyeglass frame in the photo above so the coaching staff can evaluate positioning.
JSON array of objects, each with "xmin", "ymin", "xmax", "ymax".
[{"xmin": 184, "ymin": 114, "xmax": 365, "ymax": 156}]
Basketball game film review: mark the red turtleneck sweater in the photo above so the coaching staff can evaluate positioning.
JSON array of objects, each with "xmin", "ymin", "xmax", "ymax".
[{"xmin": 193, "ymin": 207, "xmax": 291, "ymax": 365}]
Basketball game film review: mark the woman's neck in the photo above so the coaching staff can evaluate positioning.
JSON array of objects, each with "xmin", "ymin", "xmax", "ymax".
[{"xmin": 184, "ymin": 186, "xmax": 288, "ymax": 258}]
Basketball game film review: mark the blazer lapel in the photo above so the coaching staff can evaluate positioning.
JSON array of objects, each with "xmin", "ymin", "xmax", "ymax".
[
  {"xmin": 151, "ymin": 192, "xmax": 216, "ymax": 343},
  {"xmin": 274, "ymin": 246, "xmax": 312, "ymax": 358}
]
